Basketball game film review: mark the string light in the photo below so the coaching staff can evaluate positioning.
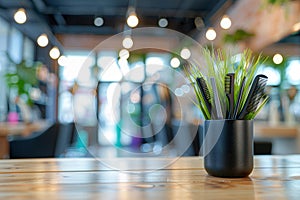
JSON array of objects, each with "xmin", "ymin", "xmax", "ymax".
[
  {"xmin": 205, "ymin": 28, "xmax": 217, "ymax": 41},
  {"xmin": 14, "ymin": 8, "xmax": 27, "ymax": 24},
  {"xmin": 170, "ymin": 57, "xmax": 180, "ymax": 68},
  {"xmin": 180, "ymin": 48, "xmax": 191, "ymax": 60},
  {"xmin": 158, "ymin": 18, "xmax": 168, "ymax": 27},
  {"xmin": 273, "ymin": 53, "xmax": 283, "ymax": 65},
  {"xmin": 37, "ymin": 34, "xmax": 49, "ymax": 47},
  {"xmin": 49, "ymin": 47, "xmax": 60, "ymax": 59},
  {"xmin": 292, "ymin": 22, "xmax": 300, "ymax": 32},
  {"xmin": 119, "ymin": 49, "xmax": 130, "ymax": 60},
  {"xmin": 94, "ymin": 17, "xmax": 104, "ymax": 27},
  {"xmin": 220, "ymin": 15, "xmax": 232, "ymax": 30},
  {"xmin": 58, "ymin": 55, "xmax": 67, "ymax": 66},
  {"xmin": 127, "ymin": 13, "xmax": 139, "ymax": 28},
  {"xmin": 122, "ymin": 36, "xmax": 134, "ymax": 49}
]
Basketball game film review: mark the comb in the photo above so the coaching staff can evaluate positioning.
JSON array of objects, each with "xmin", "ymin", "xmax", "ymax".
[
  {"xmin": 225, "ymin": 73, "xmax": 235, "ymax": 119},
  {"xmin": 210, "ymin": 77, "xmax": 223, "ymax": 119},
  {"xmin": 237, "ymin": 74, "xmax": 268, "ymax": 120},
  {"xmin": 196, "ymin": 77, "xmax": 212, "ymax": 113}
]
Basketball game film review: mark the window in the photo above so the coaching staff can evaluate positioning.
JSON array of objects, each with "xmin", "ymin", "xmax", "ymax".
[
  {"xmin": 257, "ymin": 65, "xmax": 281, "ymax": 86},
  {"xmin": 0, "ymin": 17, "xmax": 9, "ymax": 53},
  {"xmin": 0, "ymin": 17, "xmax": 10, "ymax": 121},
  {"xmin": 97, "ymin": 51, "xmax": 122, "ymax": 82},
  {"xmin": 8, "ymin": 27, "xmax": 23, "ymax": 64},
  {"xmin": 58, "ymin": 51, "xmax": 96, "ymax": 123},
  {"xmin": 286, "ymin": 59, "xmax": 300, "ymax": 85},
  {"xmin": 146, "ymin": 53, "xmax": 170, "ymax": 76},
  {"xmin": 23, "ymin": 37, "xmax": 35, "ymax": 61}
]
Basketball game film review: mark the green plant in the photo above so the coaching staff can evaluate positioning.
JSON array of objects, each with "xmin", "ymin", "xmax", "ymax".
[
  {"xmin": 184, "ymin": 48, "xmax": 269, "ymax": 120},
  {"xmin": 5, "ymin": 57, "xmax": 41, "ymax": 106},
  {"xmin": 223, "ymin": 29, "xmax": 255, "ymax": 44},
  {"xmin": 266, "ymin": 0, "xmax": 290, "ymax": 5}
]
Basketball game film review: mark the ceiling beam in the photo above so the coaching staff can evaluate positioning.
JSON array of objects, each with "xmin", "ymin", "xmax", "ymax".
[
  {"xmin": 40, "ymin": 6, "xmax": 207, "ymax": 18},
  {"xmin": 278, "ymin": 34, "xmax": 300, "ymax": 45},
  {"xmin": 53, "ymin": 13, "xmax": 66, "ymax": 25},
  {"xmin": 203, "ymin": 0, "xmax": 233, "ymax": 25},
  {"xmin": 31, "ymin": 0, "xmax": 46, "ymax": 11},
  {"xmin": 262, "ymin": 43, "xmax": 300, "ymax": 57},
  {"xmin": 52, "ymin": 25, "xmax": 118, "ymax": 35}
]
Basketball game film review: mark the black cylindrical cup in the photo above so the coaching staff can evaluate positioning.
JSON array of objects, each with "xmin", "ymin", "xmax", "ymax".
[{"xmin": 203, "ymin": 120, "xmax": 253, "ymax": 178}]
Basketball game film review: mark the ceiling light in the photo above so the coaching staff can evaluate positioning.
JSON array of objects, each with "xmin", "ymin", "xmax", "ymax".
[
  {"xmin": 49, "ymin": 47, "xmax": 60, "ymax": 59},
  {"xmin": 292, "ymin": 22, "xmax": 300, "ymax": 32},
  {"xmin": 194, "ymin": 17, "xmax": 204, "ymax": 29},
  {"xmin": 180, "ymin": 48, "xmax": 191, "ymax": 60},
  {"xmin": 122, "ymin": 36, "xmax": 133, "ymax": 49},
  {"xmin": 127, "ymin": 13, "xmax": 139, "ymax": 28},
  {"xmin": 58, "ymin": 55, "xmax": 67, "ymax": 66},
  {"xmin": 194, "ymin": 17, "xmax": 205, "ymax": 30},
  {"xmin": 119, "ymin": 49, "xmax": 130, "ymax": 60},
  {"xmin": 220, "ymin": 15, "xmax": 232, "ymax": 30},
  {"xmin": 170, "ymin": 57, "xmax": 180, "ymax": 68},
  {"xmin": 37, "ymin": 34, "xmax": 49, "ymax": 47},
  {"xmin": 94, "ymin": 17, "xmax": 104, "ymax": 27},
  {"xmin": 273, "ymin": 53, "xmax": 283, "ymax": 65},
  {"xmin": 205, "ymin": 28, "xmax": 217, "ymax": 41},
  {"xmin": 14, "ymin": 8, "xmax": 27, "ymax": 24},
  {"xmin": 158, "ymin": 18, "xmax": 168, "ymax": 27}
]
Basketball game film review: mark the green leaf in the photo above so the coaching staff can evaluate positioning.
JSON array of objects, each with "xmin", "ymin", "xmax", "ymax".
[
  {"xmin": 223, "ymin": 29, "xmax": 255, "ymax": 44},
  {"xmin": 183, "ymin": 47, "xmax": 268, "ymax": 120},
  {"xmin": 5, "ymin": 59, "xmax": 42, "ymax": 106}
]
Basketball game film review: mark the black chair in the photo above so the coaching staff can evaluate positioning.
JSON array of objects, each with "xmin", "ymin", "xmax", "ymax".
[
  {"xmin": 254, "ymin": 141, "xmax": 273, "ymax": 155},
  {"xmin": 9, "ymin": 122, "xmax": 78, "ymax": 158},
  {"xmin": 54, "ymin": 122, "xmax": 78, "ymax": 157}
]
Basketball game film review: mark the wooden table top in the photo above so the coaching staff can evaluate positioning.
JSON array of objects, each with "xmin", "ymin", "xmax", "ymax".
[
  {"xmin": 254, "ymin": 122, "xmax": 300, "ymax": 138},
  {"xmin": 1, "ymin": 155, "xmax": 300, "ymax": 199}
]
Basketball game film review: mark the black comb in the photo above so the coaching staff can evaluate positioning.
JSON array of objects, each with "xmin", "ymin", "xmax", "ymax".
[
  {"xmin": 237, "ymin": 74, "xmax": 268, "ymax": 119},
  {"xmin": 225, "ymin": 73, "xmax": 235, "ymax": 119},
  {"xmin": 196, "ymin": 77, "xmax": 212, "ymax": 113}
]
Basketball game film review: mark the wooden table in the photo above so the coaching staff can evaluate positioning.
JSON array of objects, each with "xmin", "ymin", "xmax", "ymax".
[
  {"xmin": 0, "ymin": 155, "xmax": 300, "ymax": 199},
  {"xmin": 254, "ymin": 123, "xmax": 300, "ymax": 138},
  {"xmin": 254, "ymin": 123, "xmax": 300, "ymax": 154},
  {"xmin": 0, "ymin": 120, "xmax": 50, "ymax": 158}
]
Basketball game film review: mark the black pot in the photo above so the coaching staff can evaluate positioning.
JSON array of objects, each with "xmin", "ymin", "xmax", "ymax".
[{"xmin": 203, "ymin": 120, "xmax": 253, "ymax": 178}]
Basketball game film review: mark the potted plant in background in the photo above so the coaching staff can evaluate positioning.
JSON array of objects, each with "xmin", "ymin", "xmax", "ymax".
[
  {"xmin": 5, "ymin": 55, "xmax": 42, "ymax": 123},
  {"xmin": 184, "ymin": 48, "xmax": 269, "ymax": 177}
]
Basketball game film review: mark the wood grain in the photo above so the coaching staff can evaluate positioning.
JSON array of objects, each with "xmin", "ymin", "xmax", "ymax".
[
  {"xmin": 254, "ymin": 123, "xmax": 300, "ymax": 138},
  {"xmin": 0, "ymin": 156, "xmax": 300, "ymax": 199}
]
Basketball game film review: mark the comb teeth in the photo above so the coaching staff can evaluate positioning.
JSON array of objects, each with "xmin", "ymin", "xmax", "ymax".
[
  {"xmin": 245, "ymin": 77, "xmax": 268, "ymax": 113},
  {"xmin": 199, "ymin": 78, "xmax": 211, "ymax": 102},
  {"xmin": 225, "ymin": 74, "xmax": 233, "ymax": 94},
  {"xmin": 237, "ymin": 74, "xmax": 268, "ymax": 119},
  {"xmin": 196, "ymin": 77, "xmax": 212, "ymax": 112},
  {"xmin": 225, "ymin": 73, "xmax": 235, "ymax": 118}
]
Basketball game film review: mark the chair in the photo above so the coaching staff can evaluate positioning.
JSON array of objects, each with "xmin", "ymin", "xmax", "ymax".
[
  {"xmin": 254, "ymin": 141, "xmax": 273, "ymax": 155},
  {"xmin": 9, "ymin": 122, "xmax": 77, "ymax": 158},
  {"xmin": 54, "ymin": 122, "xmax": 78, "ymax": 157}
]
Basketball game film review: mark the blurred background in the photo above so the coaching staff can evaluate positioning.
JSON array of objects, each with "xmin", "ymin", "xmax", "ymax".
[{"xmin": 0, "ymin": 0, "xmax": 300, "ymax": 158}]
